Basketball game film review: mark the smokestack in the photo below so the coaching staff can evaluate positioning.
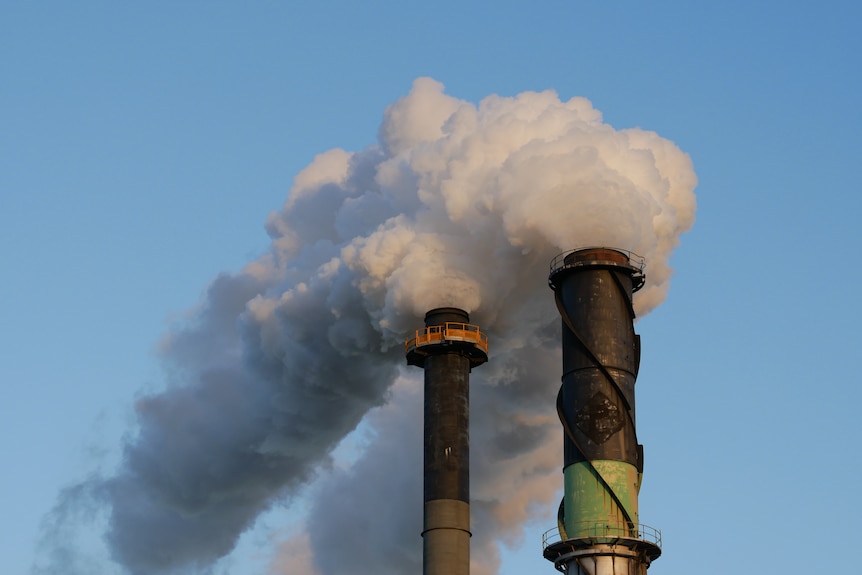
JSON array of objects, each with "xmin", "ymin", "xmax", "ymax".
[
  {"xmin": 543, "ymin": 248, "xmax": 661, "ymax": 575},
  {"xmin": 406, "ymin": 308, "xmax": 488, "ymax": 575},
  {"xmin": 34, "ymin": 80, "xmax": 695, "ymax": 575}
]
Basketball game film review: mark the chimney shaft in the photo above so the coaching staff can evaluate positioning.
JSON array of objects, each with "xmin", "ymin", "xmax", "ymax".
[
  {"xmin": 543, "ymin": 248, "xmax": 661, "ymax": 575},
  {"xmin": 406, "ymin": 307, "xmax": 488, "ymax": 575}
]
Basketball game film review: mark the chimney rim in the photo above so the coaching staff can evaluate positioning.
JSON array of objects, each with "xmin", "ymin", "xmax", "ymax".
[{"xmin": 548, "ymin": 247, "xmax": 646, "ymax": 292}]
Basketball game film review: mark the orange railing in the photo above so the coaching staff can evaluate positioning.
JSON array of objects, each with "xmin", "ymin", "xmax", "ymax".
[{"xmin": 405, "ymin": 322, "xmax": 488, "ymax": 354}]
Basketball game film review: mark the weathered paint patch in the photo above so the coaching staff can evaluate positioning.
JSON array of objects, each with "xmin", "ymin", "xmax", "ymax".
[{"xmin": 563, "ymin": 460, "xmax": 639, "ymax": 537}]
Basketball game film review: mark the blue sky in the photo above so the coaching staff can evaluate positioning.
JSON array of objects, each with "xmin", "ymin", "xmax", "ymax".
[{"xmin": 3, "ymin": 2, "xmax": 861, "ymax": 574}]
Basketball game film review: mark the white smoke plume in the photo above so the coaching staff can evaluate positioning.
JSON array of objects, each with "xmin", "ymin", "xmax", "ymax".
[{"xmin": 37, "ymin": 78, "xmax": 695, "ymax": 574}]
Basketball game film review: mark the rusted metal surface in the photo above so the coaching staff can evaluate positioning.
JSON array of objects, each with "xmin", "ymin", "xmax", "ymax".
[{"xmin": 424, "ymin": 352, "xmax": 471, "ymax": 503}]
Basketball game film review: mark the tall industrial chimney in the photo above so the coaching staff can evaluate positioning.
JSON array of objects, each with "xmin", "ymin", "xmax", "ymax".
[
  {"xmin": 406, "ymin": 308, "xmax": 488, "ymax": 575},
  {"xmin": 543, "ymin": 248, "xmax": 661, "ymax": 575}
]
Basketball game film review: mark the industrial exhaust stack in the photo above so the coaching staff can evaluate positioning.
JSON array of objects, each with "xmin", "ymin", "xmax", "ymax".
[
  {"xmin": 406, "ymin": 308, "xmax": 488, "ymax": 575},
  {"xmin": 543, "ymin": 248, "xmax": 662, "ymax": 575}
]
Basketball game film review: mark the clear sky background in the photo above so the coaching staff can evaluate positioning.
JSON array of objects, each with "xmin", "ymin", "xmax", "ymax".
[{"xmin": 3, "ymin": 2, "xmax": 861, "ymax": 574}]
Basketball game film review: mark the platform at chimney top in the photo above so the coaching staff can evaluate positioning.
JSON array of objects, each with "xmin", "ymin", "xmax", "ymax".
[
  {"xmin": 405, "ymin": 322, "xmax": 488, "ymax": 368},
  {"xmin": 549, "ymin": 247, "xmax": 646, "ymax": 292}
]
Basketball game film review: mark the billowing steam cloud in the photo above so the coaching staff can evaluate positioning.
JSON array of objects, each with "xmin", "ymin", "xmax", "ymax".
[{"xmin": 37, "ymin": 78, "xmax": 695, "ymax": 575}]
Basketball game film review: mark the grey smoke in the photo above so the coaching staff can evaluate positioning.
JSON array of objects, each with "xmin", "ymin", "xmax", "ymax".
[{"xmin": 37, "ymin": 78, "xmax": 695, "ymax": 574}]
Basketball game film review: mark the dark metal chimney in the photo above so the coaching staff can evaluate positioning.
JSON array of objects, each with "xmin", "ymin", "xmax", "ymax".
[
  {"xmin": 542, "ymin": 248, "xmax": 661, "ymax": 575},
  {"xmin": 406, "ymin": 307, "xmax": 488, "ymax": 575}
]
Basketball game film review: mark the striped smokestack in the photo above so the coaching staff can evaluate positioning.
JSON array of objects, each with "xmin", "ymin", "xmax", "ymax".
[{"xmin": 406, "ymin": 308, "xmax": 488, "ymax": 575}]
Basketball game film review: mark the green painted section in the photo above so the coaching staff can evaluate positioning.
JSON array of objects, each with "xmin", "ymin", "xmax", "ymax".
[{"xmin": 562, "ymin": 460, "xmax": 641, "ymax": 538}]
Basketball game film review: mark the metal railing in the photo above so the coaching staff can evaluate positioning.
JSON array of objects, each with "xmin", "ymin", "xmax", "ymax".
[
  {"xmin": 549, "ymin": 247, "xmax": 646, "ymax": 277},
  {"xmin": 549, "ymin": 247, "xmax": 646, "ymax": 292},
  {"xmin": 542, "ymin": 522, "xmax": 662, "ymax": 549},
  {"xmin": 405, "ymin": 322, "xmax": 489, "ymax": 354}
]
